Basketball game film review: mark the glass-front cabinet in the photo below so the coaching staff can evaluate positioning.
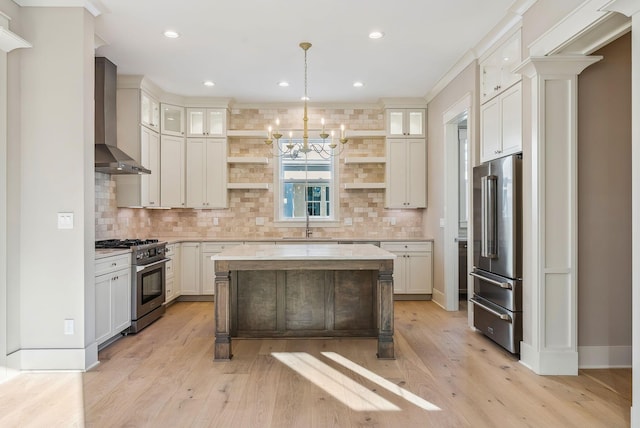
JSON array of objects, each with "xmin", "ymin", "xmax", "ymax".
[
  {"xmin": 186, "ymin": 108, "xmax": 227, "ymax": 137},
  {"xmin": 386, "ymin": 108, "xmax": 425, "ymax": 138},
  {"xmin": 140, "ymin": 91, "xmax": 159, "ymax": 132},
  {"xmin": 161, "ymin": 103, "xmax": 185, "ymax": 137}
]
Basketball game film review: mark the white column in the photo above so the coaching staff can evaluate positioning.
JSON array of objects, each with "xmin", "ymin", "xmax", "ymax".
[
  {"xmin": 601, "ymin": 1, "xmax": 640, "ymax": 423},
  {"xmin": 516, "ymin": 55, "xmax": 601, "ymax": 375},
  {"xmin": 0, "ymin": 11, "xmax": 31, "ymax": 382}
]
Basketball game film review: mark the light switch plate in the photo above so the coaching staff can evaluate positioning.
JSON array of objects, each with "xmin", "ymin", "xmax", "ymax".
[{"xmin": 57, "ymin": 212, "xmax": 74, "ymax": 229}]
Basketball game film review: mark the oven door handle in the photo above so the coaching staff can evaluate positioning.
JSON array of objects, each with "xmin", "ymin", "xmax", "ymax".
[
  {"xmin": 469, "ymin": 271, "xmax": 512, "ymax": 289},
  {"xmin": 470, "ymin": 298, "xmax": 512, "ymax": 322},
  {"xmin": 136, "ymin": 258, "xmax": 170, "ymax": 273}
]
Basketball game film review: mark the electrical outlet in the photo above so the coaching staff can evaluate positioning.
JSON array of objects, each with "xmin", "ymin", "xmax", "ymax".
[
  {"xmin": 344, "ymin": 217, "xmax": 352, "ymax": 226},
  {"xmin": 57, "ymin": 212, "xmax": 74, "ymax": 229},
  {"xmin": 255, "ymin": 217, "xmax": 265, "ymax": 226},
  {"xmin": 390, "ymin": 217, "xmax": 396, "ymax": 226},
  {"xmin": 64, "ymin": 319, "xmax": 74, "ymax": 335},
  {"xmin": 213, "ymin": 217, "xmax": 219, "ymax": 226}
]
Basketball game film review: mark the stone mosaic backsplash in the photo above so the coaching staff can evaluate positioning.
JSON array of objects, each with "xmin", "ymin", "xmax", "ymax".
[{"xmin": 95, "ymin": 106, "xmax": 424, "ymax": 240}]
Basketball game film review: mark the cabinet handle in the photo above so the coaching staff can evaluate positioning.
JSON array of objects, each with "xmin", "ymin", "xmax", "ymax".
[{"xmin": 111, "ymin": 262, "xmax": 117, "ymax": 266}]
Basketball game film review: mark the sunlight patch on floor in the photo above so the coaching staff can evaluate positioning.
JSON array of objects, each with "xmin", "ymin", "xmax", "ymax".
[
  {"xmin": 271, "ymin": 352, "xmax": 401, "ymax": 411},
  {"xmin": 321, "ymin": 351, "xmax": 441, "ymax": 411}
]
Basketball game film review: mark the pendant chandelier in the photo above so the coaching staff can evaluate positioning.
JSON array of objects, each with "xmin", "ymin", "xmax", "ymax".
[{"xmin": 265, "ymin": 42, "xmax": 348, "ymax": 158}]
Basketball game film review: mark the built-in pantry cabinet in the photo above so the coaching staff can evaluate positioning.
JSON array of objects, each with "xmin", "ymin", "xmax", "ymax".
[
  {"xmin": 384, "ymin": 106, "xmax": 427, "ymax": 209},
  {"xmin": 479, "ymin": 29, "xmax": 523, "ymax": 162}
]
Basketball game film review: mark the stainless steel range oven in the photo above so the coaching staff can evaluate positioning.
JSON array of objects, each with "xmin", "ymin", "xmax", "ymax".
[{"xmin": 96, "ymin": 239, "xmax": 169, "ymax": 333}]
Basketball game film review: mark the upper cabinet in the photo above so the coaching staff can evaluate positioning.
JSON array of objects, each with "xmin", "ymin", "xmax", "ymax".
[
  {"xmin": 161, "ymin": 103, "xmax": 185, "ymax": 137},
  {"xmin": 386, "ymin": 108, "xmax": 425, "ymax": 138},
  {"xmin": 140, "ymin": 91, "xmax": 159, "ymax": 132},
  {"xmin": 480, "ymin": 82, "xmax": 522, "ymax": 163},
  {"xmin": 385, "ymin": 138, "xmax": 426, "ymax": 208},
  {"xmin": 187, "ymin": 108, "xmax": 227, "ymax": 138},
  {"xmin": 480, "ymin": 30, "xmax": 522, "ymax": 104}
]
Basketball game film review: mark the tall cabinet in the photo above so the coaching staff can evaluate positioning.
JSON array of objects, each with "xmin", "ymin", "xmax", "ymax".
[
  {"xmin": 479, "ymin": 29, "xmax": 523, "ymax": 163},
  {"xmin": 186, "ymin": 108, "xmax": 228, "ymax": 208},
  {"xmin": 385, "ymin": 107, "xmax": 426, "ymax": 208},
  {"xmin": 116, "ymin": 82, "xmax": 162, "ymax": 208}
]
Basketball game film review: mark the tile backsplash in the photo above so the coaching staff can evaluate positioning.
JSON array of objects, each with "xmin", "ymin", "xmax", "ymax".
[{"xmin": 95, "ymin": 106, "xmax": 424, "ymax": 240}]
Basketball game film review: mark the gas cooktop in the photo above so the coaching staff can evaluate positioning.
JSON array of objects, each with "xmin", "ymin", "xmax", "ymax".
[{"xmin": 95, "ymin": 239, "xmax": 160, "ymax": 249}]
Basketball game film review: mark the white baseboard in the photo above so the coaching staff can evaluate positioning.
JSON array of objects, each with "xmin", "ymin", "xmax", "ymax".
[
  {"xmin": 578, "ymin": 345, "xmax": 632, "ymax": 368},
  {"xmin": 519, "ymin": 342, "xmax": 579, "ymax": 375},
  {"xmin": 431, "ymin": 288, "xmax": 446, "ymax": 309},
  {"xmin": 9, "ymin": 346, "xmax": 98, "ymax": 371}
]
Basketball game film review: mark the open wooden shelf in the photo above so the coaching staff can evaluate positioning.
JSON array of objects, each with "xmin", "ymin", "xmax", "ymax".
[
  {"xmin": 343, "ymin": 183, "xmax": 386, "ymax": 190},
  {"xmin": 226, "ymin": 183, "xmax": 270, "ymax": 190}
]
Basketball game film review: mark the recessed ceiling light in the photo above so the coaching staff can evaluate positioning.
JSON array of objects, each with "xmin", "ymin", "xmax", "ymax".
[
  {"xmin": 278, "ymin": 81, "xmax": 289, "ymax": 87},
  {"xmin": 203, "ymin": 81, "xmax": 215, "ymax": 87},
  {"xmin": 369, "ymin": 31, "xmax": 384, "ymax": 39},
  {"xmin": 353, "ymin": 81, "xmax": 364, "ymax": 88},
  {"xmin": 164, "ymin": 30, "xmax": 180, "ymax": 39}
]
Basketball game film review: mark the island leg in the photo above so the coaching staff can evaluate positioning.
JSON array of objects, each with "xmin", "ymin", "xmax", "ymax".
[
  {"xmin": 377, "ymin": 262, "xmax": 395, "ymax": 359},
  {"xmin": 214, "ymin": 262, "xmax": 232, "ymax": 360}
]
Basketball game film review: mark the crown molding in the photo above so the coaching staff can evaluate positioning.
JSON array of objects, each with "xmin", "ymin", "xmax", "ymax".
[{"xmin": 13, "ymin": 0, "xmax": 108, "ymax": 17}]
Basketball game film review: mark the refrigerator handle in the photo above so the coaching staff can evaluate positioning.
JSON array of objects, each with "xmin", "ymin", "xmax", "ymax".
[{"xmin": 480, "ymin": 175, "xmax": 498, "ymax": 258}]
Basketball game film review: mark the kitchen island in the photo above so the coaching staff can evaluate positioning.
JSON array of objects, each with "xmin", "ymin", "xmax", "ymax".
[{"xmin": 212, "ymin": 244, "xmax": 396, "ymax": 360}]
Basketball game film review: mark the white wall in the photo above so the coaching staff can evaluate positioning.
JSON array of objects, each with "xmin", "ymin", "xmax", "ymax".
[{"xmin": 6, "ymin": 6, "xmax": 96, "ymax": 370}]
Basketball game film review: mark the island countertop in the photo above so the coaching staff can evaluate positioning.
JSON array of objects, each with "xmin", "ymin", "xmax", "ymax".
[{"xmin": 211, "ymin": 243, "xmax": 396, "ymax": 261}]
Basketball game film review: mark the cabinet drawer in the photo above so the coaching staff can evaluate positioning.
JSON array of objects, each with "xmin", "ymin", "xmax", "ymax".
[
  {"xmin": 165, "ymin": 244, "xmax": 176, "ymax": 257},
  {"xmin": 380, "ymin": 241, "xmax": 432, "ymax": 253},
  {"xmin": 95, "ymin": 254, "xmax": 131, "ymax": 277},
  {"xmin": 202, "ymin": 242, "xmax": 242, "ymax": 252},
  {"xmin": 165, "ymin": 258, "xmax": 174, "ymax": 278}
]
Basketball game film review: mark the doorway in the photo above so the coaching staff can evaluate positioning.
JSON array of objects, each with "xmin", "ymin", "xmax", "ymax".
[{"xmin": 442, "ymin": 94, "xmax": 472, "ymax": 312}]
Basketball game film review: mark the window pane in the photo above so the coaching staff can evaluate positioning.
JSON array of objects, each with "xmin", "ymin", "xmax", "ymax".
[{"xmin": 279, "ymin": 139, "xmax": 333, "ymax": 220}]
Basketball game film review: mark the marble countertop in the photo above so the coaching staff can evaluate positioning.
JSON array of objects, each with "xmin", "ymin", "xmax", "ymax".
[
  {"xmin": 212, "ymin": 243, "xmax": 396, "ymax": 261},
  {"xmin": 155, "ymin": 237, "xmax": 434, "ymax": 245},
  {"xmin": 95, "ymin": 248, "xmax": 131, "ymax": 259}
]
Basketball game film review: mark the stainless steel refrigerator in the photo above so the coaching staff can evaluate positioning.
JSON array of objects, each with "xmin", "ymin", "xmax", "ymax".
[{"xmin": 470, "ymin": 154, "xmax": 522, "ymax": 354}]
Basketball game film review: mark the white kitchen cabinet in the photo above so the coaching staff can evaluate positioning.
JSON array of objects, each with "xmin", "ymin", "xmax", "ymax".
[
  {"xmin": 385, "ymin": 138, "xmax": 426, "ymax": 208},
  {"xmin": 165, "ymin": 243, "xmax": 181, "ymax": 303},
  {"xmin": 161, "ymin": 103, "xmax": 185, "ymax": 137},
  {"xmin": 201, "ymin": 242, "xmax": 242, "ymax": 295},
  {"xmin": 160, "ymin": 135, "xmax": 186, "ymax": 208},
  {"xmin": 95, "ymin": 254, "xmax": 131, "ymax": 347},
  {"xmin": 380, "ymin": 241, "xmax": 433, "ymax": 295},
  {"xmin": 140, "ymin": 91, "xmax": 159, "ymax": 132},
  {"xmin": 186, "ymin": 108, "xmax": 227, "ymax": 138},
  {"xmin": 186, "ymin": 138, "xmax": 228, "ymax": 208},
  {"xmin": 116, "ymin": 125, "xmax": 160, "ymax": 208},
  {"xmin": 480, "ymin": 82, "xmax": 522, "ymax": 162},
  {"xmin": 480, "ymin": 29, "xmax": 522, "ymax": 104},
  {"xmin": 386, "ymin": 108, "xmax": 425, "ymax": 138},
  {"xmin": 180, "ymin": 242, "xmax": 200, "ymax": 295},
  {"xmin": 141, "ymin": 126, "xmax": 161, "ymax": 207}
]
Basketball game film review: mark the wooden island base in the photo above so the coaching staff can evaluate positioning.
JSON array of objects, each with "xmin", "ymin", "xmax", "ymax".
[{"xmin": 212, "ymin": 244, "xmax": 396, "ymax": 360}]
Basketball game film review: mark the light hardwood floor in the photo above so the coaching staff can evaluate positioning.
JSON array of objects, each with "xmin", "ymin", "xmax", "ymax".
[{"xmin": 0, "ymin": 301, "xmax": 631, "ymax": 427}]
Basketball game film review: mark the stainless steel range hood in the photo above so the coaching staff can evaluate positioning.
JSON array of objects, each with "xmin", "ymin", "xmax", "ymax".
[{"xmin": 95, "ymin": 57, "xmax": 150, "ymax": 175}]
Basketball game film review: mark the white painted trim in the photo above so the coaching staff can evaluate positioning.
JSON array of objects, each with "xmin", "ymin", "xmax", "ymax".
[
  {"xmin": 601, "ymin": 0, "xmax": 640, "ymax": 17},
  {"xmin": 578, "ymin": 346, "xmax": 632, "ymax": 368},
  {"xmin": 10, "ymin": 348, "xmax": 95, "ymax": 371},
  {"xmin": 442, "ymin": 94, "xmax": 471, "ymax": 312},
  {"xmin": 431, "ymin": 288, "xmax": 446, "ymax": 310},
  {"xmin": 0, "ymin": 27, "xmax": 31, "ymax": 53},
  {"xmin": 520, "ymin": 342, "xmax": 579, "ymax": 374},
  {"xmin": 425, "ymin": 51, "xmax": 476, "ymax": 104},
  {"xmin": 528, "ymin": 0, "xmax": 621, "ymax": 56},
  {"xmin": 13, "ymin": 0, "xmax": 108, "ymax": 17}
]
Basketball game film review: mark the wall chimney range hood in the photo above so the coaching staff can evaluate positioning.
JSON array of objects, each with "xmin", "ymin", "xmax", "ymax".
[{"xmin": 94, "ymin": 57, "xmax": 150, "ymax": 175}]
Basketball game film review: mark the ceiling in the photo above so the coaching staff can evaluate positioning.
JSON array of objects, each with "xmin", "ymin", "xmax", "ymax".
[{"xmin": 94, "ymin": 0, "xmax": 517, "ymax": 104}]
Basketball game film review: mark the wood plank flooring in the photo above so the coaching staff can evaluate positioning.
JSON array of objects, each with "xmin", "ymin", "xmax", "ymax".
[{"xmin": 0, "ymin": 301, "xmax": 631, "ymax": 427}]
